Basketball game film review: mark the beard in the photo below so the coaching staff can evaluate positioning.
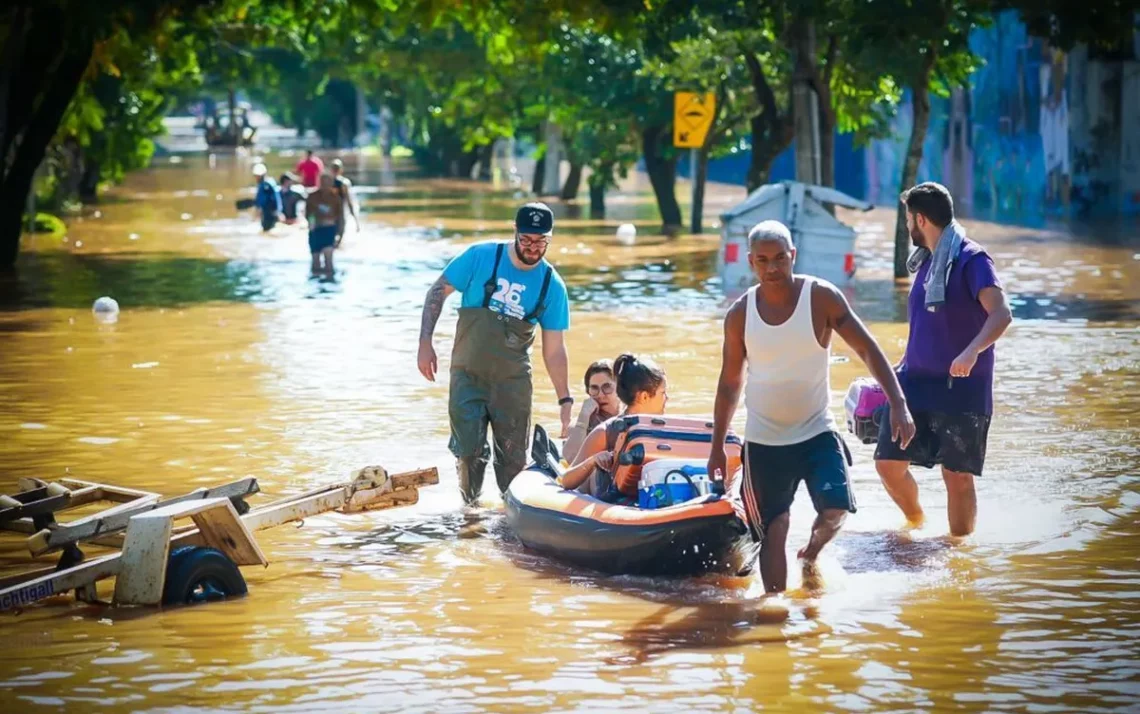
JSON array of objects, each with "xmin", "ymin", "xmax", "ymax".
[
  {"xmin": 514, "ymin": 238, "xmax": 543, "ymax": 265},
  {"xmin": 909, "ymin": 225, "xmax": 925, "ymax": 248}
]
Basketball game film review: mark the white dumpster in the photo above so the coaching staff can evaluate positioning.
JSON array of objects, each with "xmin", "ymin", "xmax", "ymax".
[{"xmin": 717, "ymin": 181, "xmax": 872, "ymax": 294}]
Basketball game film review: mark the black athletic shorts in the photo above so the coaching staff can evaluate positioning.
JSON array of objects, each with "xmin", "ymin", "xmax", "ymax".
[
  {"xmin": 741, "ymin": 431, "xmax": 856, "ymax": 538},
  {"xmin": 873, "ymin": 405, "xmax": 991, "ymax": 476}
]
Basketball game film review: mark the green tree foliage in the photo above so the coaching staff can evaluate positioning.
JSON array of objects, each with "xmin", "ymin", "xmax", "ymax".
[
  {"xmin": 1, "ymin": 0, "xmax": 218, "ymax": 267},
  {"xmin": 842, "ymin": 0, "xmax": 991, "ymax": 278},
  {"xmin": 7, "ymin": 0, "xmax": 1130, "ymax": 268},
  {"xmin": 51, "ymin": 24, "xmax": 203, "ymax": 204}
]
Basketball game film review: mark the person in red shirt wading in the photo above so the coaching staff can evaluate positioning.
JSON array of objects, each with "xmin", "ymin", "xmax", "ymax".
[
  {"xmin": 295, "ymin": 150, "xmax": 324, "ymax": 188},
  {"xmin": 709, "ymin": 220, "xmax": 916, "ymax": 593}
]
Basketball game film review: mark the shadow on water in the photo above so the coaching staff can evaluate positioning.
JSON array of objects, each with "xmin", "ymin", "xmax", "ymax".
[
  {"xmin": 607, "ymin": 599, "xmax": 803, "ymax": 666},
  {"xmin": 318, "ymin": 507, "xmax": 802, "ymax": 663},
  {"xmin": 834, "ymin": 529, "xmax": 959, "ymax": 575},
  {"xmin": 0, "ymin": 251, "xmax": 269, "ymax": 310}
]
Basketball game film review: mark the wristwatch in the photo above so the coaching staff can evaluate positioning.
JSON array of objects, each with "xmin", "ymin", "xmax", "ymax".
[{"xmin": 558, "ymin": 396, "xmax": 574, "ymax": 407}]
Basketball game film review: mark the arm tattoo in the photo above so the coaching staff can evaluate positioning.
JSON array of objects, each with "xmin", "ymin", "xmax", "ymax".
[{"xmin": 419, "ymin": 278, "xmax": 449, "ymax": 341}]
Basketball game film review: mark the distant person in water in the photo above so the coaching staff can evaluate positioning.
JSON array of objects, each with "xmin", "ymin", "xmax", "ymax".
[
  {"xmin": 295, "ymin": 150, "xmax": 324, "ymax": 188},
  {"xmin": 252, "ymin": 163, "xmax": 281, "ymax": 232},
  {"xmin": 562, "ymin": 359, "xmax": 621, "ymax": 463},
  {"xmin": 330, "ymin": 158, "xmax": 360, "ymax": 239},
  {"xmin": 875, "ymin": 182, "xmax": 1013, "ymax": 537},
  {"xmin": 279, "ymin": 172, "xmax": 306, "ymax": 224},
  {"xmin": 305, "ymin": 174, "xmax": 343, "ymax": 274}
]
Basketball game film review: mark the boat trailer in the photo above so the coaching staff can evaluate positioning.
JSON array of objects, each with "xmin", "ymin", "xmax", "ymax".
[{"xmin": 0, "ymin": 465, "xmax": 438, "ymax": 612}]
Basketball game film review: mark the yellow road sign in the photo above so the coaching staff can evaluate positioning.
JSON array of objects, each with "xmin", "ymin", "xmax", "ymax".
[{"xmin": 673, "ymin": 92, "xmax": 716, "ymax": 148}]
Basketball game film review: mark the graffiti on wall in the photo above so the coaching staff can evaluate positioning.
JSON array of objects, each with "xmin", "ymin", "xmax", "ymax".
[
  {"xmin": 700, "ymin": 12, "xmax": 1137, "ymax": 219},
  {"xmin": 863, "ymin": 12, "xmax": 1087, "ymax": 223}
]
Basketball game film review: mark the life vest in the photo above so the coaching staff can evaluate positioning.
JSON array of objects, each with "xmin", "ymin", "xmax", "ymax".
[{"xmin": 607, "ymin": 415, "xmax": 743, "ymax": 497}]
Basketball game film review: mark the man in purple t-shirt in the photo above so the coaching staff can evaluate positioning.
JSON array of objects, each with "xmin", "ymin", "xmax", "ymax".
[{"xmin": 875, "ymin": 182, "xmax": 1013, "ymax": 536}]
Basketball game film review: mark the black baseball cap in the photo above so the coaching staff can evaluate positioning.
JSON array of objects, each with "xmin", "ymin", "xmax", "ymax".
[{"xmin": 515, "ymin": 202, "xmax": 554, "ymax": 235}]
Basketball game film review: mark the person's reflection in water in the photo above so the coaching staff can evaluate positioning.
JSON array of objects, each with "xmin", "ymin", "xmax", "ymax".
[{"xmin": 609, "ymin": 597, "xmax": 799, "ymax": 666}]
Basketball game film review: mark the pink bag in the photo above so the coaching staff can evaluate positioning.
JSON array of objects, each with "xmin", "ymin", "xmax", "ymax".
[{"xmin": 844, "ymin": 378, "xmax": 888, "ymax": 444}]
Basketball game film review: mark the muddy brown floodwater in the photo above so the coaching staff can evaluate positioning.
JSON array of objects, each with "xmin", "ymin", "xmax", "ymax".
[{"xmin": 1, "ymin": 153, "xmax": 1138, "ymax": 712}]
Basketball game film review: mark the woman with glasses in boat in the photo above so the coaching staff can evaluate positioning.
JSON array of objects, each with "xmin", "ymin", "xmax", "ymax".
[
  {"xmin": 562, "ymin": 359, "xmax": 622, "ymax": 463},
  {"xmin": 558, "ymin": 354, "xmax": 668, "ymax": 499}
]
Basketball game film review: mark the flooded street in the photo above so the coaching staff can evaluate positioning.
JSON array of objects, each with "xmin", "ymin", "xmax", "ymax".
[{"xmin": 1, "ymin": 153, "xmax": 1138, "ymax": 712}]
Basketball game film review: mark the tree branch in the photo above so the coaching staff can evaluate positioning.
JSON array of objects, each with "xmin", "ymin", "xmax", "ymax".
[{"xmin": 745, "ymin": 52, "xmax": 782, "ymax": 123}]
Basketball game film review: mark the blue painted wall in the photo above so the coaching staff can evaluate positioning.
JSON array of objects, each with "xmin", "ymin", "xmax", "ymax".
[{"xmin": 684, "ymin": 12, "xmax": 1139, "ymax": 218}]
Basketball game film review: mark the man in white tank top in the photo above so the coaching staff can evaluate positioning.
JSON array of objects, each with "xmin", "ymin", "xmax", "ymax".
[{"xmin": 709, "ymin": 220, "xmax": 915, "ymax": 593}]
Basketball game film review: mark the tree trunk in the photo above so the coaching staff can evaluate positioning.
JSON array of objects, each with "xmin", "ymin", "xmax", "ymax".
[
  {"xmin": 588, "ymin": 161, "xmax": 612, "ymax": 218},
  {"xmin": 477, "ymin": 142, "xmax": 494, "ymax": 181},
  {"xmin": 79, "ymin": 157, "xmax": 100, "ymax": 203},
  {"xmin": 589, "ymin": 182, "xmax": 606, "ymax": 217},
  {"xmin": 747, "ymin": 111, "xmax": 794, "ymax": 192},
  {"xmin": 531, "ymin": 155, "xmax": 545, "ymax": 195},
  {"xmin": 458, "ymin": 148, "xmax": 480, "ymax": 179},
  {"xmin": 228, "ymin": 87, "xmax": 237, "ymax": 142},
  {"xmin": 641, "ymin": 126, "xmax": 682, "ymax": 232},
  {"xmin": 894, "ymin": 56, "xmax": 935, "ymax": 279},
  {"xmin": 561, "ymin": 161, "xmax": 583, "ymax": 200},
  {"xmin": 691, "ymin": 147, "xmax": 710, "ymax": 234},
  {"xmin": 744, "ymin": 52, "xmax": 795, "ymax": 193},
  {"xmin": 818, "ymin": 101, "xmax": 835, "ymax": 189},
  {"xmin": 0, "ymin": 15, "xmax": 95, "ymax": 268}
]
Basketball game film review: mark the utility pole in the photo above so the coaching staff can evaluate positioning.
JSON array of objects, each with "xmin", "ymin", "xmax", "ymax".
[{"xmin": 792, "ymin": 18, "xmax": 821, "ymax": 186}]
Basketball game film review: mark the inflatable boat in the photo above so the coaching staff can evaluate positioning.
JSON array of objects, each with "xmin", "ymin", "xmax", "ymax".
[{"xmin": 504, "ymin": 418, "xmax": 756, "ymax": 577}]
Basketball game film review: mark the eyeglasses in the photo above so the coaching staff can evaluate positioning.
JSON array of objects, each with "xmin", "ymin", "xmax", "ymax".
[
  {"xmin": 588, "ymin": 383, "xmax": 615, "ymax": 396},
  {"xmin": 517, "ymin": 234, "xmax": 551, "ymax": 248}
]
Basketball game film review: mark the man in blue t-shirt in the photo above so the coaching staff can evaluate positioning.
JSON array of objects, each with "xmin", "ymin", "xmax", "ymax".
[
  {"xmin": 875, "ymin": 182, "xmax": 1013, "ymax": 537},
  {"xmin": 417, "ymin": 202, "xmax": 573, "ymax": 504}
]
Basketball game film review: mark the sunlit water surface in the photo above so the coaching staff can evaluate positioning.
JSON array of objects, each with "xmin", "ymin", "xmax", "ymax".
[{"xmin": 1, "ymin": 153, "xmax": 1137, "ymax": 712}]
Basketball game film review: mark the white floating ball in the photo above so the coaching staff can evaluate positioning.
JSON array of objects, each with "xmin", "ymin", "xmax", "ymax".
[
  {"xmin": 92, "ymin": 297, "xmax": 120, "ymax": 324},
  {"xmin": 92, "ymin": 296, "xmax": 119, "ymax": 314},
  {"xmin": 616, "ymin": 223, "xmax": 637, "ymax": 245}
]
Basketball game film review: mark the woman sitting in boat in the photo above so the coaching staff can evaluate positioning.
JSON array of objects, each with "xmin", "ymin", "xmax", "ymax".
[
  {"xmin": 557, "ymin": 353, "xmax": 668, "ymax": 499},
  {"xmin": 562, "ymin": 359, "xmax": 621, "ymax": 462}
]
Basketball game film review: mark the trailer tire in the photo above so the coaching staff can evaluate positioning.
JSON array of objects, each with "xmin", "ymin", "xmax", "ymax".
[{"xmin": 162, "ymin": 546, "xmax": 247, "ymax": 606}]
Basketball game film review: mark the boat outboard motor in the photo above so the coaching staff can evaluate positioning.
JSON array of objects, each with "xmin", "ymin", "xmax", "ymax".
[{"xmin": 529, "ymin": 425, "xmax": 565, "ymax": 478}]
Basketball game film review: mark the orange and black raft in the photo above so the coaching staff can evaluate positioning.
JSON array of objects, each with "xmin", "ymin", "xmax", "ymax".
[{"xmin": 504, "ymin": 415, "xmax": 757, "ymax": 577}]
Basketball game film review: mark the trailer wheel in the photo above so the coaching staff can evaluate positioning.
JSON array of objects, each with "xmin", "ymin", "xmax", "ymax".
[{"xmin": 162, "ymin": 546, "xmax": 247, "ymax": 606}]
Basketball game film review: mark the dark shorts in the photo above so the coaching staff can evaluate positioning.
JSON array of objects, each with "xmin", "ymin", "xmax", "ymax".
[
  {"xmin": 308, "ymin": 225, "xmax": 337, "ymax": 254},
  {"xmin": 873, "ymin": 405, "xmax": 990, "ymax": 476},
  {"xmin": 741, "ymin": 431, "xmax": 856, "ymax": 537}
]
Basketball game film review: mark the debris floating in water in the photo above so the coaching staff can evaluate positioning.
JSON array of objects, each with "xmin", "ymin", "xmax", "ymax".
[
  {"xmin": 180, "ymin": 213, "xmax": 193, "ymax": 221},
  {"xmin": 616, "ymin": 223, "xmax": 637, "ymax": 246},
  {"xmin": 92, "ymin": 296, "xmax": 120, "ymax": 324},
  {"xmin": 129, "ymin": 233, "xmax": 140, "ymax": 241}
]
